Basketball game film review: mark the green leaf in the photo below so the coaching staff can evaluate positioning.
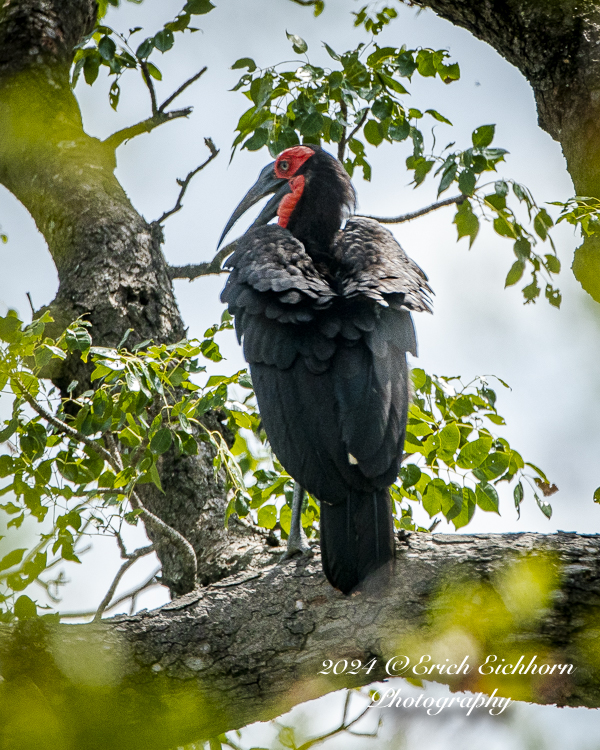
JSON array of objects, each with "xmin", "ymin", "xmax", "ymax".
[
  {"xmin": 150, "ymin": 428, "xmax": 172, "ymax": 455},
  {"xmin": 453, "ymin": 200, "xmax": 479, "ymax": 247},
  {"xmin": 98, "ymin": 35, "xmax": 116, "ymax": 61},
  {"xmin": 438, "ymin": 162, "xmax": 457, "ymax": 195},
  {"xmin": 243, "ymin": 128, "xmax": 269, "ymax": 151},
  {"xmin": 14, "ymin": 594, "xmax": 37, "ymax": 620},
  {"xmin": 476, "ymin": 482, "xmax": 500, "ymax": 513},
  {"xmin": 65, "ymin": 326, "xmax": 92, "ymax": 359},
  {"xmin": 146, "ymin": 62, "xmax": 162, "ymax": 81},
  {"xmin": 286, "ymin": 31, "xmax": 308, "ymax": 55},
  {"xmin": 232, "ymin": 58, "xmax": 257, "ymax": 72},
  {"xmin": 505, "ymin": 260, "xmax": 525, "ymax": 287},
  {"xmin": 493, "ymin": 216, "xmax": 517, "ymax": 239},
  {"xmin": 401, "ymin": 464, "xmax": 421, "ymax": 489},
  {"xmin": 458, "ymin": 169, "xmax": 476, "ymax": 196},
  {"xmin": 184, "ymin": 0, "xmax": 215, "ymax": 14},
  {"xmin": 257, "ymin": 504, "xmax": 277, "ymax": 529},
  {"xmin": 0, "ymin": 312, "xmax": 22, "ymax": 343},
  {"xmin": 300, "ymin": 112, "xmax": 324, "ymax": 138},
  {"xmin": 422, "ymin": 479, "xmax": 447, "ymax": 517},
  {"xmin": 154, "ymin": 29, "xmax": 174, "ymax": 53},
  {"xmin": 452, "ymin": 494, "xmax": 476, "ymax": 530},
  {"xmin": 472, "ymin": 124, "xmax": 495, "ymax": 148},
  {"xmin": 439, "ymin": 422, "xmax": 460, "ymax": 459},
  {"xmin": 425, "ymin": 109, "xmax": 452, "ymax": 125},
  {"xmin": 364, "ymin": 119, "xmax": 383, "ymax": 146},
  {"xmin": 83, "ymin": 52, "xmax": 101, "ymax": 85},
  {"xmin": 0, "ymin": 548, "xmax": 26, "ymax": 573},
  {"xmin": 475, "ymin": 451, "xmax": 510, "ymax": 480},
  {"xmin": 456, "ymin": 436, "xmax": 493, "ymax": 470},
  {"xmin": 323, "ymin": 42, "xmax": 341, "ymax": 61},
  {"xmin": 136, "ymin": 38, "xmax": 154, "ymax": 60},
  {"xmin": 545, "ymin": 254, "xmax": 561, "ymax": 273},
  {"xmin": 514, "ymin": 481, "xmax": 524, "ymax": 516}
]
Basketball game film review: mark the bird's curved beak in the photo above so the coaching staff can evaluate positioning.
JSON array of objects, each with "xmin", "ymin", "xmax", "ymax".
[{"xmin": 218, "ymin": 162, "xmax": 291, "ymax": 247}]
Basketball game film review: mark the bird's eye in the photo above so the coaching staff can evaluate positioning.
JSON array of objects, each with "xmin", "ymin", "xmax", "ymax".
[{"xmin": 279, "ymin": 160, "xmax": 289, "ymax": 172}]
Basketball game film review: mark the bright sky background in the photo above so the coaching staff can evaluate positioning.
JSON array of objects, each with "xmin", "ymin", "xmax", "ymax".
[{"xmin": 1, "ymin": 0, "xmax": 599, "ymax": 745}]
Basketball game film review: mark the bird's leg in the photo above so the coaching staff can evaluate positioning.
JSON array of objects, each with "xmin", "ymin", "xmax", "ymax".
[{"xmin": 282, "ymin": 483, "xmax": 312, "ymax": 559}]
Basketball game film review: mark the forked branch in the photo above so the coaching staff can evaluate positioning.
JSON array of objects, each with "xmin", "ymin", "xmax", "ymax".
[
  {"xmin": 154, "ymin": 137, "xmax": 220, "ymax": 226},
  {"xmin": 103, "ymin": 67, "xmax": 208, "ymax": 150}
]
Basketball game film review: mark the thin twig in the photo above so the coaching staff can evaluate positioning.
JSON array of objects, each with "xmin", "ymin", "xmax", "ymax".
[
  {"xmin": 292, "ymin": 691, "xmax": 377, "ymax": 750},
  {"xmin": 140, "ymin": 61, "xmax": 158, "ymax": 116},
  {"xmin": 130, "ymin": 489, "xmax": 198, "ymax": 589},
  {"xmin": 346, "ymin": 110, "xmax": 368, "ymax": 148},
  {"xmin": 360, "ymin": 194, "xmax": 464, "ymax": 224},
  {"xmin": 60, "ymin": 566, "xmax": 161, "ymax": 620},
  {"xmin": 168, "ymin": 242, "xmax": 235, "ymax": 281},
  {"xmin": 159, "ymin": 66, "xmax": 207, "ymax": 113},
  {"xmin": 103, "ymin": 109, "xmax": 192, "ymax": 150},
  {"xmin": 94, "ymin": 544, "xmax": 155, "ymax": 621},
  {"xmin": 26, "ymin": 292, "xmax": 35, "ymax": 315},
  {"xmin": 338, "ymin": 99, "xmax": 349, "ymax": 162},
  {"xmin": 154, "ymin": 138, "xmax": 220, "ymax": 225}
]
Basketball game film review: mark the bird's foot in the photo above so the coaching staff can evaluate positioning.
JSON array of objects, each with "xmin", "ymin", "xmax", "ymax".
[{"xmin": 281, "ymin": 534, "xmax": 314, "ymax": 561}]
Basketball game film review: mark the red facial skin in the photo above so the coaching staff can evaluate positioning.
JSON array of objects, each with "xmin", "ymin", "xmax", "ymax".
[{"xmin": 274, "ymin": 146, "xmax": 314, "ymax": 228}]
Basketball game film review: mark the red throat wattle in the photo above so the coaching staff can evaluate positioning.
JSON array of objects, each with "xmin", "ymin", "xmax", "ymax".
[
  {"xmin": 274, "ymin": 146, "xmax": 314, "ymax": 228},
  {"xmin": 277, "ymin": 175, "xmax": 305, "ymax": 228}
]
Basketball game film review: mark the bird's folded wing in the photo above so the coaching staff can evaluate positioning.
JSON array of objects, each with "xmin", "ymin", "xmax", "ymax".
[
  {"xmin": 336, "ymin": 217, "xmax": 433, "ymax": 313},
  {"xmin": 221, "ymin": 224, "xmax": 337, "ymax": 371}
]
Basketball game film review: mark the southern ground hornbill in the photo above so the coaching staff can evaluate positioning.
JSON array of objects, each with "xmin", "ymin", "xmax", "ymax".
[{"xmin": 220, "ymin": 145, "xmax": 432, "ymax": 594}]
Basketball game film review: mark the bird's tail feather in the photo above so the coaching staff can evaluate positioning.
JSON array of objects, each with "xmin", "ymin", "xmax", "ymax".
[{"xmin": 319, "ymin": 488, "xmax": 394, "ymax": 595}]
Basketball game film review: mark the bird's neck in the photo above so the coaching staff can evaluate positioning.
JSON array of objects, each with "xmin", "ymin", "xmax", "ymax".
[{"xmin": 286, "ymin": 160, "xmax": 351, "ymax": 266}]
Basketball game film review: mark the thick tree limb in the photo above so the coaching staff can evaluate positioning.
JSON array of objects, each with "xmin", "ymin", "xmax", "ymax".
[{"xmin": 1, "ymin": 532, "xmax": 599, "ymax": 749}]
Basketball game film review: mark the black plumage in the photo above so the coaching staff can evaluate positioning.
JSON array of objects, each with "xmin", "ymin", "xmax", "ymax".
[{"xmin": 220, "ymin": 146, "xmax": 431, "ymax": 594}]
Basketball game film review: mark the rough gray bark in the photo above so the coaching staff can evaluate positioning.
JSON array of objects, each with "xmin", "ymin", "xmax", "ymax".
[
  {"xmin": 1, "ymin": 532, "xmax": 599, "ymax": 749},
  {"xmin": 0, "ymin": 0, "xmax": 268, "ymax": 595}
]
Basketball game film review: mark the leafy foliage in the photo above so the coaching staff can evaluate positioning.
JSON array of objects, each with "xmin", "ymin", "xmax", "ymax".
[
  {"xmin": 0, "ymin": 310, "xmax": 554, "ymax": 620},
  {"xmin": 230, "ymin": 37, "xmax": 560, "ymax": 306},
  {"xmin": 393, "ymin": 369, "xmax": 555, "ymax": 532},
  {"xmin": 230, "ymin": 37, "xmax": 459, "ymax": 179},
  {"xmin": 72, "ymin": 0, "xmax": 215, "ymax": 108},
  {"xmin": 0, "ymin": 311, "xmax": 246, "ymax": 621}
]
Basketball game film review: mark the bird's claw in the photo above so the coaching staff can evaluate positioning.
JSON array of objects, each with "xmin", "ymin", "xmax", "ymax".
[{"xmin": 281, "ymin": 537, "xmax": 314, "ymax": 561}]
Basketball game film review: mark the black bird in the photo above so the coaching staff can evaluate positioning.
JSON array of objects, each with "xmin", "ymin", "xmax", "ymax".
[{"xmin": 220, "ymin": 145, "xmax": 431, "ymax": 594}]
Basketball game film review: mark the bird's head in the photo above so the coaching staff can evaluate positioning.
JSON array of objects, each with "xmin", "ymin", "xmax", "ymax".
[{"xmin": 219, "ymin": 146, "xmax": 355, "ymax": 252}]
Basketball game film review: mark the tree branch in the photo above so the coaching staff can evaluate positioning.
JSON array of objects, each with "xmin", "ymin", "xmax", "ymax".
[
  {"xmin": 59, "ymin": 566, "xmax": 161, "ymax": 620},
  {"xmin": 103, "ymin": 109, "xmax": 193, "ymax": 151},
  {"xmin": 140, "ymin": 61, "xmax": 159, "ymax": 116},
  {"xmin": 359, "ymin": 194, "xmax": 464, "ymax": 224},
  {"xmin": 168, "ymin": 242, "xmax": 234, "ymax": 281},
  {"xmin": 102, "ymin": 68, "xmax": 208, "ymax": 151},
  {"xmin": 94, "ymin": 544, "xmax": 155, "ymax": 621},
  {"xmin": 159, "ymin": 67, "xmax": 207, "ymax": 113},
  {"xmin": 2, "ymin": 532, "xmax": 599, "ymax": 748},
  {"xmin": 153, "ymin": 138, "xmax": 220, "ymax": 226}
]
